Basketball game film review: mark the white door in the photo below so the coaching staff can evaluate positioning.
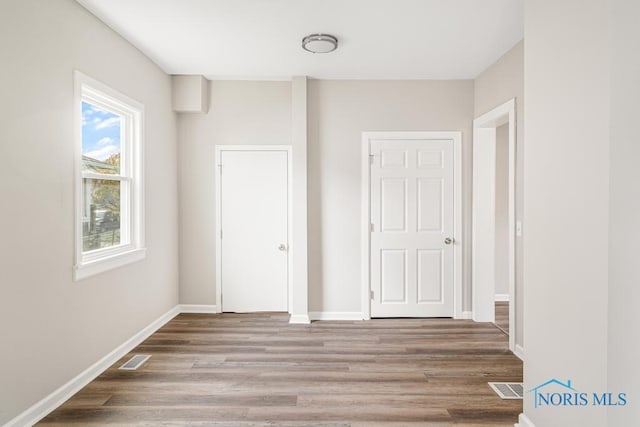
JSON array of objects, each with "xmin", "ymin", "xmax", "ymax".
[
  {"xmin": 369, "ymin": 138, "xmax": 455, "ymax": 317},
  {"xmin": 219, "ymin": 149, "xmax": 288, "ymax": 312}
]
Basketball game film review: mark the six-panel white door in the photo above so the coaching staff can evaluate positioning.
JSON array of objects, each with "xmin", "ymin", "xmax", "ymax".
[
  {"xmin": 370, "ymin": 139, "xmax": 454, "ymax": 317},
  {"xmin": 219, "ymin": 150, "xmax": 288, "ymax": 312}
]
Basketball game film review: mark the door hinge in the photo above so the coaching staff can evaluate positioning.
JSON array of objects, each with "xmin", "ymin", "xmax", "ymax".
[
  {"xmin": 219, "ymin": 230, "xmax": 223, "ymax": 239},
  {"xmin": 369, "ymin": 154, "xmax": 375, "ymax": 165},
  {"xmin": 370, "ymin": 223, "xmax": 374, "ymax": 232},
  {"xmin": 370, "ymin": 290, "xmax": 374, "ymax": 300}
]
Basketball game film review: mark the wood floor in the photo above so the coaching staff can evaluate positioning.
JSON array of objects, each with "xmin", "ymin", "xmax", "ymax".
[
  {"xmin": 39, "ymin": 313, "xmax": 522, "ymax": 426},
  {"xmin": 494, "ymin": 302, "xmax": 509, "ymax": 336}
]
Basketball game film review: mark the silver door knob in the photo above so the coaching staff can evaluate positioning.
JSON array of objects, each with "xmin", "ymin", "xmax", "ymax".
[
  {"xmin": 444, "ymin": 237, "xmax": 454, "ymax": 245},
  {"xmin": 278, "ymin": 244, "xmax": 287, "ymax": 251}
]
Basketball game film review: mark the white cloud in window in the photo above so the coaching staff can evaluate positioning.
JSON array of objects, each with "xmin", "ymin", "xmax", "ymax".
[
  {"xmin": 82, "ymin": 105, "xmax": 105, "ymax": 126},
  {"xmin": 96, "ymin": 137, "xmax": 113, "ymax": 146},
  {"xmin": 95, "ymin": 116, "xmax": 120, "ymax": 130},
  {"xmin": 85, "ymin": 144, "xmax": 119, "ymax": 161}
]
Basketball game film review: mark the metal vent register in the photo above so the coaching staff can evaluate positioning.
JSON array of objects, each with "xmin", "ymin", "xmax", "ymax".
[
  {"xmin": 488, "ymin": 382, "xmax": 524, "ymax": 399},
  {"xmin": 119, "ymin": 354, "xmax": 151, "ymax": 370}
]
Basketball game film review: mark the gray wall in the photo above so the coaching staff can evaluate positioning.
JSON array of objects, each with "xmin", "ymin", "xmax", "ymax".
[
  {"xmin": 608, "ymin": 0, "xmax": 640, "ymax": 425},
  {"xmin": 473, "ymin": 40, "xmax": 524, "ymax": 348},
  {"xmin": 177, "ymin": 80, "xmax": 474, "ymax": 313},
  {"xmin": 178, "ymin": 81, "xmax": 292, "ymax": 305},
  {"xmin": 494, "ymin": 123, "xmax": 509, "ymax": 297},
  {"xmin": 307, "ymin": 80, "xmax": 474, "ymax": 313},
  {"xmin": 0, "ymin": 1, "xmax": 179, "ymax": 424},
  {"xmin": 523, "ymin": 0, "xmax": 609, "ymax": 425}
]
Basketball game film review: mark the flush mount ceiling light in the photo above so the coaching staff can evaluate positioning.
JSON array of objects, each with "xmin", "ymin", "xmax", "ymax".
[{"xmin": 302, "ymin": 34, "xmax": 338, "ymax": 54}]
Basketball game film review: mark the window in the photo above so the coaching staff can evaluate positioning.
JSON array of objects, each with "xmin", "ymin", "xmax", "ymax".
[{"xmin": 74, "ymin": 72, "xmax": 145, "ymax": 280}]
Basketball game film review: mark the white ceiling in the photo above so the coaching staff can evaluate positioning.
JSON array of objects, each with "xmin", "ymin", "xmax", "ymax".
[{"xmin": 76, "ymin": 0, "xmax": 523, "ymax": 80}]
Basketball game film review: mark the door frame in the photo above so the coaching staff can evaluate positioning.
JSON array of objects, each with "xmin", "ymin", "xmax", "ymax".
[
  {"xmin": 360, "ymin": 131, "xmax": 463, "ymax": 320},
  {"xmin": 215, "ymin": 145, "xmax": 293, "ymax": 313},
  {"xmin": 472, "ymin": 99, "xmax": 516, "ymax": 353}
]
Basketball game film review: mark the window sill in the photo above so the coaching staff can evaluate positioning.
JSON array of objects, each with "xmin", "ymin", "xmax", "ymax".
[{"xmin": 74, "ymin": 247, "xmax": 146, "ymax": 281}]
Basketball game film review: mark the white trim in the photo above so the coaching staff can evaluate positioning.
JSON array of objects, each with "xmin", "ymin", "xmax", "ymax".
[
  {"xmin": 179, "ymin": 304, "xmax": 220, "ymax": 314},
  {"xmin": 74, "ymin": 247, "xmax": 146, "ymax": 280},
  {"xmin": 514, "ymin": 344, "xmax": 524, "ymax": 361},
  {"xmin": 361, "ymin": 134, "xmax": 371, "ymax": 319},
  {"xmin": 453, "ymin": 134, "xmax": 463, "ymax": 319},
  {"xmin": 4, "ymin": 305, "xmax": 179, "ymax": 427},
  {"xmin": 459, "ymin": 311, "xmax": 473, "ymax": 320},
  {"xmin": 309, "ymin": 312, "xmax": 363, "ymax": 321},
  {"xmin": 472, "ymin": 99, "xmax": 517, "ymax": 353},
  {"xmin": 214, "ymin": 145, "xmax": 293, "ymax": 314},
  {"xmin": 514, "ymin": 413, "xmax": 535, "ymax": 427},
  {"xmin": 287, "ymin": 146, "xmax": 294, "ymax": 314},
  {"xmin": 73, "ymin": 71, "xmax": 145, "ymax": 281},
  {"xmin": 288, "ymin": 314, "xmax": 311, "ymax": 324},
  {"xmin": 361, "ymin": 131, "xmax": 463, "ymax": 320},
  {"xmin": 495, "ymin": 294, "xmax": 510, "ymax": 302}
]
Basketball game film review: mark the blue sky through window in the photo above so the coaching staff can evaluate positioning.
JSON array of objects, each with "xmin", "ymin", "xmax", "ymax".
[{"xmin": 82, "ymin": 101, "xmax": 121, "ymax": 163}]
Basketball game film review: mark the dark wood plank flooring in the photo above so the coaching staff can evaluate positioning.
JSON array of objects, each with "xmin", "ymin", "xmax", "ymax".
[
  {"xmin": 39, "ymin": 313, "xmax": 522, "ymax": 426},
  {"xmin": 494, "ymin": 302, "xmax": 509, "ymax": 336}
]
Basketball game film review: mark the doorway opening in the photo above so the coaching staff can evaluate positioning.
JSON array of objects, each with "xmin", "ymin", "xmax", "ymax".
[{"xmin": 472, "ymin": 99, "xmax": 517, "ymax": 353}]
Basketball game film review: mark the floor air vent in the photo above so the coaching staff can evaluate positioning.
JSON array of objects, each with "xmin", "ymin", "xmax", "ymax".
[
  {"xmin": 119, "ymin": 354, "xmax": 151, "ymax": 370},
  {"xmin": 488, "ymin": 382, "xmax": 524, "ymax": 399}
]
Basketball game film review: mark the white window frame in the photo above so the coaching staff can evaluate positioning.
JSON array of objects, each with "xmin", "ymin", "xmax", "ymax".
[{"xmin": 74, "ymin": 71, "xmax": 145, "ymax": 280}]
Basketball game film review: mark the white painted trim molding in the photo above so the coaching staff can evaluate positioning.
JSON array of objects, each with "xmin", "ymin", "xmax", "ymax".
[
  {"xmin": 73, "ymin": 71, "xmax": 146, "ymax": 281},
  {"xmin": 472, "ymin": 98, "xmax": 517, "ymax": 354},
  {"xmin": 289, "ymin": 314, "xmax": 311, "ymax": 324},
  {"xmin": 495, "ymin": 294, "xmax": 510, "ymax": 302},
  {"xmin": 5, "ymin": 306, "xmax": 180, "ymax": 427},
  {"xmin": 514, "ymin": 344, "xmax": 524, "ymax": 361},
  {"xmin": 309, "ymin": 312, "xmax": 363, "ymax": 321},
  {"xmin": 361, "ymin": 131, "xmax": 463, "ymax": 320},
  {"xmin": 459, "ymin": 311, "xmax": 473, "ymax": 320},
  {"xmin": 515, "ymin": 413, "xmax": 535, "ymax": 427},
  {"xmin": 179, "ymin": 304, "xmax": 219, "ymax": 313}
]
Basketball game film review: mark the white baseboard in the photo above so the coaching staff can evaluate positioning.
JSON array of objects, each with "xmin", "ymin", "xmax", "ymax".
[
  {"xmin": 179, "ymin": 304, "xmax": 219, "ymax": 313},
  {"xmin": 495, "ymin": 294, "xmax": 510, "ymax": 302},
  {"xmin": 514, "ymin": 344, "xmax": 524, "ymax": 361},
  {"xmin": 458, "ymin": 311, "xmax": 473, "ymax": 319},
  {"xmin": 309, "ymin": 311, "xmax": 362, "ymax": 321},
  {"xmin": 515, "ymin": 413, "xmax": 535, "ymax": 427},
  {"xmin": 288, "ymin": 314, "xmax": 311, "ymax": 324},
  {"xmin": 5, "ymin": 305, "xmax": 180, "ymax": 427}
]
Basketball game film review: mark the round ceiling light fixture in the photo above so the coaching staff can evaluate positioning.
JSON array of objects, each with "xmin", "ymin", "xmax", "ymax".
[{"xmin": 302, "ymin": 33, "xmax": 338, "ymax": 54}]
